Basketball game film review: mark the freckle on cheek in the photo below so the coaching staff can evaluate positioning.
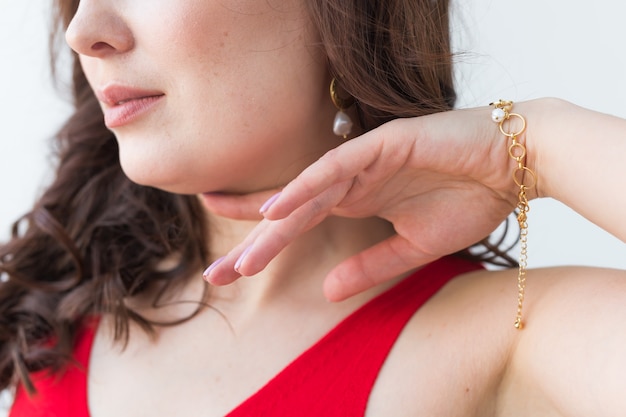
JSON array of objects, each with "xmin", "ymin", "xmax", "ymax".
[{"xmin": 219, "ymin": 31, "xmax": 229, "ymax": 49}]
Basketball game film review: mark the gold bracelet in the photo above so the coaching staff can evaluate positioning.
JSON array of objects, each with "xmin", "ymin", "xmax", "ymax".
[{"xmin": 490, "ymin": 100, "xmax": 537, "ymax": 330}]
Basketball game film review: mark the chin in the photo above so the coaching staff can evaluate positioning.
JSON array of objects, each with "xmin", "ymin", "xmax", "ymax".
[
  {"xmin": 116, "ymin": 148, "xmax": 257, "ymax": 195},
  {"xmin": 121, "ymin": 163, "xmax": 235, "ymax": 197},
  {"xmin": 118, "ymin": 161, "xmax": 184, "ymax": 195}
]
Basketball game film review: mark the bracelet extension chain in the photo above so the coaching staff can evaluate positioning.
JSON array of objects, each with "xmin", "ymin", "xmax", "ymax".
[{"xmin": 490, "ymin": 100, "xmax": 537, "ymax": 330}]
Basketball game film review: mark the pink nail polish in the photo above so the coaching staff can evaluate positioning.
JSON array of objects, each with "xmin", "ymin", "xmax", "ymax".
[
  {"xmin": 203, "ymin": 256, "xmax": 225, "ymax": 280},
  {"xmin": 234, "ymin": 246, "xmax": 252, "ymax": 273},
  {"xmin": 259, "ymin": 192, "xmax": 282, "ymax": 214}
]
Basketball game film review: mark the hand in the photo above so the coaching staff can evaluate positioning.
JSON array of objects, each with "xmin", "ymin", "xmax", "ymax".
[{"xmin": 204, "ymin": 106, "xmax": 519, "ymax": 300}]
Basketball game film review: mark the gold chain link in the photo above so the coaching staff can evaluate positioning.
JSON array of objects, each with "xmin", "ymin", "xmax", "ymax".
[{"xmin": 490, "ymin": 100, "xmax": 537, "ymax": 330}]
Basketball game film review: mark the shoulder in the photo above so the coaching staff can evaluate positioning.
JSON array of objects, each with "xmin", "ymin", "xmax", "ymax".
[
  {"xmin": 366, "ymin": 267, "xmax": 518, "ymax": 416},
  {"xmin": 431, "ymin": 264, "xmax": 626, "ymax": 337},
  {"xmin": 367, "ymin": 265, "xmax": 626, "ymax": 416},
  {"xmin": 499, "ymin": 265, "xmax": 626, "ymax": 416}
]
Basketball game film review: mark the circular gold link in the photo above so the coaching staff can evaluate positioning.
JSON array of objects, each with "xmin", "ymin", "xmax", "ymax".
[
  {"xmin": 508, "ymin": 142, "xmax": 527, "ymax": 161},
  {"xmin": 498, "ymin": 112, "xmax": 526, "ymax": 138},
  {"xmin": 512, "ymin": 167, "xmax": 537, "ymax": 189}
]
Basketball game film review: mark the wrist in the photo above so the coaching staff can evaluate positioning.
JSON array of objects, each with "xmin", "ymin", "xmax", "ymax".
[
  {"xmin": 489, "ymin": 100, "xmax": 539, "ymax": 204},
  {"xmin": 515, "ymin": 97, "xmax": 576, "ymax": 201}
]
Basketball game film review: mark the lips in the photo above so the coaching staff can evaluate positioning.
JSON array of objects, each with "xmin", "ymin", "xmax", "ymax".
[{"xmin": 96, "ymin": 85, "xmax": 165, "ymax": 128}]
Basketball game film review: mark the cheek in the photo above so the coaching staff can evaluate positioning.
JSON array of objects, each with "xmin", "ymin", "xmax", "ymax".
[{"xmin": 118, "ymin": 1, "xmax": 332, "ymax": 193}]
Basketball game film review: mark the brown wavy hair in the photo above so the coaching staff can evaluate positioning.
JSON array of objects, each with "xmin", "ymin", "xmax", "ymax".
[{"xmin": 0, "ymin": 0, "xmax": 515, "ymax": 394}]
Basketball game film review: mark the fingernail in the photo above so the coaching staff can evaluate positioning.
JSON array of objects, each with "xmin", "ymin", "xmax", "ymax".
[
  {"xmin": 203, "ymin": 256, "xmax": 225, "ymax": 280},
  {"xmin": 234, "ymin": 246, "xmax": 253, "ymax": 273},
  {"xmin": 259, "ymin": 192, "xmax": 282, "ymax": 214}
]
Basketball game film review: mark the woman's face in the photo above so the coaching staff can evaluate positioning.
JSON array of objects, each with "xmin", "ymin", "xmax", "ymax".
[{"xmin": 65, "ymin": 0, "xmax": 337, "ymax": 195}]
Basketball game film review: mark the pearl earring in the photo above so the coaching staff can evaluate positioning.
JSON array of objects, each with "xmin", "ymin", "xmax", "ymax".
[{"xmin": 329, "ymin": 78, "xmax": 355, "ymax": 139}]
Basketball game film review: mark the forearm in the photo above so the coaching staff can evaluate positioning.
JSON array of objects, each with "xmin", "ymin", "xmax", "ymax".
[{"xmin": 521, "ymin": 98, "xmax": 626, "ymax": 242}]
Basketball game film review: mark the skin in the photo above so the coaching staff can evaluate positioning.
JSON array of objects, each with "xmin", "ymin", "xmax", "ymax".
[
  {"xmin": 67, "ymin": 0, "xmax": 340, "ymax": 195},
  {"xmin": 64, "ymin": 0, "xmax": 626, "ymax": 415}
]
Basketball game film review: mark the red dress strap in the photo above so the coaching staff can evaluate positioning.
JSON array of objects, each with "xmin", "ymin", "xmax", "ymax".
[
  {"xmin": 10, "ymin": 318, "xmax": 98, "ymax": 417},
  {"xmin": 227, "ymin": 256, "xmax": 481, "ymax": 416}
]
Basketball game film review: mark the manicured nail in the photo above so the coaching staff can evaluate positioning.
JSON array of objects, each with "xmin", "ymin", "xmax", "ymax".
[
  {"xmin": 203, "ymin": 256, "xmax": 225, "ymax": 280},
  {"xmin": 235, "ymin": 245, "xmax": 252, "ymax": 272},
  {"xmin": 234, "ymin": 246, "xmax": 253, "ymax": 273},
  {"xmin": 259, "ymin": 192, "xmax": 282, "ymax": 214}
]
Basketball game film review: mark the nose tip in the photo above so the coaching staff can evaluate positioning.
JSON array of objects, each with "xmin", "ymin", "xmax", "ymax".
[{"xmin": 64, "ymin": 5, "xmax": 134, "ymax": 58}]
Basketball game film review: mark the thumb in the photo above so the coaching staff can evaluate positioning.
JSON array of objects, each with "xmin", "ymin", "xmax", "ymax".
[{"xmin": 323, "ymin": 235, "xmax": 439, "ymax": 301}]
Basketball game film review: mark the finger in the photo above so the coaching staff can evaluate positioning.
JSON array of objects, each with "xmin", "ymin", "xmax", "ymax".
[
  {"xmin": 262, "ymin": 132, "xmax": 386, "ymax": 220},
  {"xmin": 201, "ymin": 188, "xmax": 281, "ymax": 220},
  {"xmin": 203, "ymin": 219, "xmax": 272, "ymax": 285},
  {"xmin": 235, "ymin": 181, "xmax": 352, "ymax": 276},
  {"xmin": 322, "ymin": 234, "xmax": 439, "ymax": 302},
  {"xmin": 206, "ymin": 180, "xmax": 350, "ymax": 284}
]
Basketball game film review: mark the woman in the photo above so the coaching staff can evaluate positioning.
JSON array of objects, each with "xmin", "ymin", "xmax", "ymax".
[{"xmin": 2, "ymin": 1, "xmax": 626, "ymax": 416}]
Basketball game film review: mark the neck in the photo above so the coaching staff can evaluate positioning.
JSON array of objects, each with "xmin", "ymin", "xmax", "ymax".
[
  {"xmin": 204, "ymin": 210, "xmax": 396, "ymax": 311},
  {"xmin": 127, "ymin": 199, "xmax": 404, "ymax": 332}
]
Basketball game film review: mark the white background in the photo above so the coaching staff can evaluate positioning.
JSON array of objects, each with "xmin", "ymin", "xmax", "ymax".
[{"xmin": 0, "ymin": 0, "xmax": 625, "ymax": 411}]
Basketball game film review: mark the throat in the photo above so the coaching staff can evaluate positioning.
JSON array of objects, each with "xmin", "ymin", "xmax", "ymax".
[{"xmin": 204, "ymin": 214, "xmax": 397, "ymax": 311}]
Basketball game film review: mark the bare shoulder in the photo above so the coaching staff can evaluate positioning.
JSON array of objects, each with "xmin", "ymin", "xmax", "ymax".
[
  {"xmin": 367, "ymin": 267, "xmax": 522, "ymax": 416},
  {"xmin": 519, "ymin": 265, "xmax": 626, "ymax": 352},
  {"xmin": 521, "ymin": 265, "xmax": 626, "ymax": 331},
  {"xmin": 499, "ymin": 265, "xmax": 626, "ymax": 416},
  {"xmin": 367, "ymin": 265, "xmax": 626, "ymax": 416}
]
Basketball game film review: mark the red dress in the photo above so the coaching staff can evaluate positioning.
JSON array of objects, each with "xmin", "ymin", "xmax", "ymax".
[{"xmin": 10, "ymin": 256, "xmax": 481, "ymax": 416}]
